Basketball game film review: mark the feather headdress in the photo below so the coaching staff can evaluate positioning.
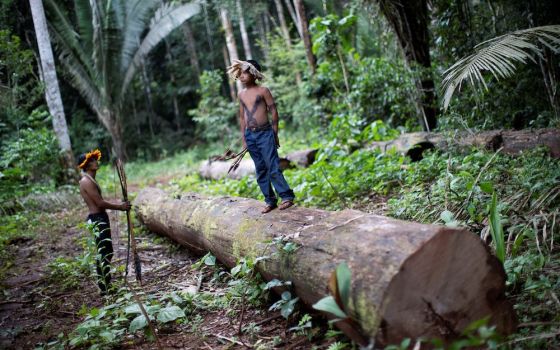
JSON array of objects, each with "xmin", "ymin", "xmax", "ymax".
[
  {"xmin": 227, "ymin": 59, "xmax": 265, "ymax": 81},
  {"xmin": 78, "ymin": 149, "xmax": 101, "ymax": 169}
]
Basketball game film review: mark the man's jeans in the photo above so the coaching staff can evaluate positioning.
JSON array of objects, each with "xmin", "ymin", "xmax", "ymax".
[{"xmin": 245, "ymin": 128, "xmax": 295, "ymax": 206}]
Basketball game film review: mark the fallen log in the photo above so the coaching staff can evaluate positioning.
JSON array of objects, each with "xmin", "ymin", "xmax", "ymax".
[
  {"xmin": 199, "ymin": 149, "xmax": 317, "ymax": 180},
  {"xmin": 285, "ymin": 149, "xmax": 318, "ymax": 168},
  {"xmin": 135, "ymin": 187, "xmax": 516, "ymax": 346},
  {"xmin": 369, "ymin": 128, "xmax": 560, "ymax": 160}
]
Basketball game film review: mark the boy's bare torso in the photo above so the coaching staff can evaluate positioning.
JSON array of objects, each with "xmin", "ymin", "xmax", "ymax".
[
  {"xmin": 79, "ymin": 177, "xmax": 104, "ymax": 215},
  {"xmin": 239, "ymin": 86, "xmax": 271, "ymax": 128}
]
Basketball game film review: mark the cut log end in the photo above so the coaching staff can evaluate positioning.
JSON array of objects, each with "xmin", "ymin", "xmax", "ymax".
[{"xmin": 378, "ymin": 228, "xmax": 516, "ymax": 345}]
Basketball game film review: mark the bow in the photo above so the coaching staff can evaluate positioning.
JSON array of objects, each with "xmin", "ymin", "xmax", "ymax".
[{"xmin": 116, "ymin": 159, "xmax": 142, "ymax": 284}]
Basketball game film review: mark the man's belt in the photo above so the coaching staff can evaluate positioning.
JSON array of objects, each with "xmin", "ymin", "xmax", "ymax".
[{"xmin": 246, "ymin": 123, "xmax": 272, "ymax": 132}]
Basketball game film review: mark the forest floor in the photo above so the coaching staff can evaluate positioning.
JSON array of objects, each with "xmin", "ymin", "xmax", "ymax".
[
  {"xmin": 2, "ymin": 143, "xmax": 559, "ymax": 349},
  {"xmin": 0, "ymin": 181, "xmax": 345, "ymax": 350}
]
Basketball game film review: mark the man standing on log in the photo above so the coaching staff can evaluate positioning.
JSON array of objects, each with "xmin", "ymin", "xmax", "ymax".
[
  {"xmin": 228, "ymin": 59, "xmax": 295, "ymax": 213},
  {"xmin": 77, "ymin": 149, "xmax": 131, "ymax": 294}
]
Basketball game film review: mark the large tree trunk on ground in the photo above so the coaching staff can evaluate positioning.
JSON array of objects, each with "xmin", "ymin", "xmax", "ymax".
[
  {"xmin": 378, "ymin": 0, "xmax": 437, "ymax": 131},
  {"xmin": 135, "ymin": 188, "xmax": 516, "ymax": 345},
  {"xmin": 29, "ymin": 0, "xmax": 75, "ymax": 177},
  {"xmin": 199, "ymin": 157, "xmax": 292, "ymax": 180},
  {"xmin": 369, "ymin": 128, "xmax": 560, "ymax": 160},
  {"xmin": 199, "ymin": 149, "xmax": 317, "ymax": 180}
]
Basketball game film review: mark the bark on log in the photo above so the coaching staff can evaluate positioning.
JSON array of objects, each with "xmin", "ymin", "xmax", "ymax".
[
  {"xmin": 135, "ymin": 188, "xmax": 516, "ymax": 345},
  {"xmin": 370, "ymin": 128, "xmax": 560, "ymax": 161}
]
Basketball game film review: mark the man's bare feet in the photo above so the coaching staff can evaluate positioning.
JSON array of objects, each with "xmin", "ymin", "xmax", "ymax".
[
  {"xmin": 278, "ymin": 200, "xmax": 294, "ymax": 210},
  {"xmin": 261, "ymin": 205, "xmax": 277, "ymax": 214}
]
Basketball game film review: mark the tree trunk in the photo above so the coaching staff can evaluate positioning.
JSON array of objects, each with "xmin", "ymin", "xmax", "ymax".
[
  {"xmin": 199, "ymin": 152, "xmax": 299, "ymax": 180},
  {"xmin": 257, "ymin": 14, "xmax": 269, "ymax": 61},
  {"xmin": 98, "ymin": 109, "xmax": 127, "ymax": 160},
  {"xmin": 274, "ymin": 0, "xmax": 302, "ymax": 84},
  {"xmin": 164, "ymin": 39, "xmax": 181, "ymax": 131},
  {"xmin": 181, "ymin": 21, "xmax": 201, "ymax": 81},
  {"xmin": 295, "ymin": 0, "xmax": 316, "ymax": 75},
  {"xmin": 135, "ymin": 188, "xmax": 516, "ymax": 346},
  {"xmin": 223, "ymin": 46, "xmax": 237, "ymax": 102},
  {"xmin": 236, "ymin": 0, "xmax": 253, "ymax": 60},
  {"xmin": 378, "ymin": 0, "xmax": 437, "ymax": 131},
  {"xmin": 219, "ymin": 7, "xmax": 242, "ymax": 93},
  {"xmin": 274, "ymin": 0, "xmax": 292, "ymax": 47},
  {"xmin": 369, "ymin": 128, "xmax": 560, "ymax": 160},
  {"xmin": 284, "ymin": 0, "xmax": 303, "ymax": 39},
  {"xmin": 140, "ymin": 61, "xmax": 156, "ymax": 138},
  {"xmin": 29, "ymin": 0, "xmax": 75, "ymax": 176}
]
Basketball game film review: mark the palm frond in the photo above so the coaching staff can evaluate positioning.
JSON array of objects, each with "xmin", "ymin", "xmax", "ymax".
[
  {"xmin": 120, "ymin": 2, "xmax": 200, "ymax": 99},
  {"xmin": 44, "ymin": 0, "xmax": 95, "ymax": 79},
  {"xmin": 55, "ymin": 37, "xmax": 104, "ymax": 115},
  {"xmin": 442, "ymin": 25, "xmax": 560, "ymax": 110},
  {"xmin": 73, "ymin": 0, "xmax": 93, "ymax": 55},
  {"xmin": 119, "ymin": 0, "xmax": 160, "ymax": 74}
]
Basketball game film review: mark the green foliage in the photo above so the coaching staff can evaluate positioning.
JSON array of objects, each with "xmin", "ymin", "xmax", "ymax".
[
  {"xmin": 310, "ymin": 14, "xmax": 418, "ymax": 129},
  {"xmin": 189, "ymin": 70, "xmax": 236, "ymax": 142},
  {"xmin": 0, "ymin": 30, "xmax": 43, "ymax": 116},
  {"xmin": 264, "ymin": 34, "xmax": 320, "ymax": 131},
  {"xmin": 47, "ymin": 256, "xmax": 89, "ymax": 290}
]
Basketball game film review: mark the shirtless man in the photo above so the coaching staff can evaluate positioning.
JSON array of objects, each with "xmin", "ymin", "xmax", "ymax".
[
  {"xmin": 77, "ymin": 149, "xmax": 130, "ymax": 294},
  {"xmin": 229, "ymin": 59, "xmax": 295, "ymax": 213}
]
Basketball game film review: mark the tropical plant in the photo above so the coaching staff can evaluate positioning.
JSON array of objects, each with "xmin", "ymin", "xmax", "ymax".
[
  {"xmin": 44, "ymin": 0, "xmax": 200, "ymax": 159},
  {"xmin": 442, "ymin": 25, "xmax": 560, "ymax": 110}
]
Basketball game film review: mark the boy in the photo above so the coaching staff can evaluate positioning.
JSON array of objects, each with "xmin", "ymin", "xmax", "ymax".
[
  {"xmin": 77, "ymin": 149, "xmax": 131, "ymax": 294},
  {"xmin": 228, "ymin": 59, "xmax": 295, "ymax": 213}
]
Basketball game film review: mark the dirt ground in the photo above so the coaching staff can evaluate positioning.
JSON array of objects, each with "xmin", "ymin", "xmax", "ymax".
[{"xmin": 0, "ymin": 197, "xmax": 342, "ymax": 350}]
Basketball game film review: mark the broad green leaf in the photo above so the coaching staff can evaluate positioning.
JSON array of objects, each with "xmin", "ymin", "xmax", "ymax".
[
  {"xmin": 281, "ymin": 291, "xmax": 292, "ymax": 301},
  {"xmin": 488, "ymin": 192, "xmax": 505, "ymax": 263},
  {"xmin": 440, "ymin": 210, "xmax": 454, "ymax": 224},
  {"xmin": 335, "ymin": 262, "xmax": 351, "ymax": 310},
  {"xmin": 312, "ymin": 296, "xmax": 347, "ymax": 319},
  {"xmin": 157, "ymin": 306, "xmax": 185, "ymax": 323},
  {"xmin": 129, "ymin": 315, "xmax": 147, "ymax": 333},
  {"xmin": 281, "ymin": 297, "xmax": 299, "ymax": 319},
  {"xmin": 204, "ymin": 255, "xmax": 216, "ymax": 266},
  {"xmin": 480, "ymin": 181, "xmax": 494, "ymax": 194},
  {"xmin": 124, "ymin": 304, "xmax": 142, "ymax": 315}
]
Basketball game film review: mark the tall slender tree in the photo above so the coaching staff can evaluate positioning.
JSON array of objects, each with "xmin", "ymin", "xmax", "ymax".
[
  {"xmin": 182, "ymin": 21, "xmax": 201, "ymax": 81},
  {"xmin": 295, "ymin": 0, "xmax": 315, "ymax": 74},
  {"xmin": 220, "ymin": 7, "xmax": 242, "ymax": 92},
  {"xmin": 44, "ymin": 0, "xmax": 200, "ymax": 159},
  {"xmin": 236, "ymin": 0, "xmax": 253, "ymax": 60},
  {"xmin": 29, "ymin": 0, "xmax": 75, "ymax": 174}
]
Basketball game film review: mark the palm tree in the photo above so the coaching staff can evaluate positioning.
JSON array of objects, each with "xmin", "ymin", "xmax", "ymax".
[
  {"xmin": 442, "ymin": 25, "xmax": 560, "ymax": 115},
  {"xmin": 44, "ymin": 0, "xmax": 200, "ymax": 159},
  {"xmin": 29, "ymin": 0, "xmax": 75, "ymax": 176}
]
